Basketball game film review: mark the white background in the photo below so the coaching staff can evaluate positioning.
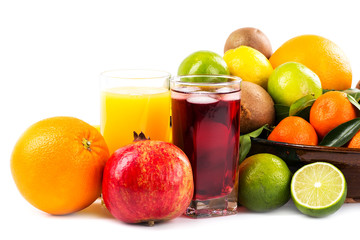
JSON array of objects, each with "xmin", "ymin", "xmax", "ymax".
[{"xmin": 1, "ymin": 0, "xmax": 359, "ymax": 239}]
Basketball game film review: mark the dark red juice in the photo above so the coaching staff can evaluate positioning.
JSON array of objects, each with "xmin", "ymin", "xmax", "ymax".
[{"xmin": 171, "ymin": 90, "xmax": 240, "ymax": 200}]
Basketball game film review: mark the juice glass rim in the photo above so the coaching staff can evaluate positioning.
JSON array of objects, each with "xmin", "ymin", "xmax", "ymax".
[
  {"xmin": 171, "ymin": 74, "xmax": 242, "ymax": 87},
  {"xmin": 100, "ymin": 69, "xmax": 171, "ymax": 80}
]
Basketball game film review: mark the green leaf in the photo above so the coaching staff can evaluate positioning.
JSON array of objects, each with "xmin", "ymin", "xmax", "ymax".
[
  {"xmin": 347, "ymin": 94, "xmax": 360, "ymax": 111},
  {"xmin": 247, "ymin": 124, "xmax": 269, "ymax": 138},
  {"xmin": 289, "ymin": 94, "xmax": 316, "ymax": 116},
  {"xmin": 294, "ymin": 106, "xmax": 312, "ymax": 122},
  {"xmin": 274, "ymin": 104, "xmax": 290, "ymax": 123},
  {"xmin": 343, "ymin": 88, "xmax": 360, "ymax": 102},
  {"xmin": 239, "ymin": 135, "xmax": 251, "ymax": 164},
  {"xmin": 239, "ymin": 124, "xmax": 269, "ymax": 163},
  {"xmin": 319, "ymin": 118, "xmax": 360, "ymax": 147},
  {"xmin": 322, "ymin": 89, "xmax": 334, "ymax": 94}
]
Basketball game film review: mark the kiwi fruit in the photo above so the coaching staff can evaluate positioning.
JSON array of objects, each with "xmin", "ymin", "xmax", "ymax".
[
  {"xmin": 224, "ymin": 27, "xmax": 273, "ymax": 59},
  {"xmin": 241, "ymin": 81, "xmax": 275, "ymax": 134}
]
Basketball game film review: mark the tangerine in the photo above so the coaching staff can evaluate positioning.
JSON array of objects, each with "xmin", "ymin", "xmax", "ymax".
[
  {"xmin": 11, "ymin": 116, "xmax": 109, "ymax": 215},
  {"xmin": 268, "ymin": 116, "xmax": 318, "ymax": 145},
  {"xmin": 269, "ymin": 35, "xmax": 352, "ymax": 90},
  {"xmin": 347, "ymin": 131, "xmax": 360, "ymax": 148},
  {"xmin": 309, "ymin": 91, "xmax": 357, "ymax": 139}
]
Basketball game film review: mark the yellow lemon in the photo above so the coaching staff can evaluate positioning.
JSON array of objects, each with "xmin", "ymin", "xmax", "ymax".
[{"xmin": 224, "ymin": 46, "xmax": 273, "ymax": 89}]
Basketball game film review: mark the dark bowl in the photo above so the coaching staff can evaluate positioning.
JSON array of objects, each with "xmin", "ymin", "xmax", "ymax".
[{"xmin": 248, "ymin": 138, "xmax": 360, "ymax": 202}]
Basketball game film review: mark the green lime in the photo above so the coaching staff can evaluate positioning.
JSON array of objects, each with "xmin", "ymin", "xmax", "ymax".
[
  {"xmin": 238, "ymin": 153, "xmax": 292, "ymax": 212},
  {"xmin": 177, "ymin": 50, "xmax": 229, "ymax": 83},
  {"xmin": 267, "ymin": 62, "xmax": 322, "ymax": 107},
  {"xmin": 291, "ymin": 162, "xmax": 347, "ymax": 218},
  {"xmin": 223, "ymin": 46, "xmax": 273, "ymax": 89}
]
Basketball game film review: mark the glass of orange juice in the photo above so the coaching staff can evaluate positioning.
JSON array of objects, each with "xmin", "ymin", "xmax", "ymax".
[{"xmin": 100, "ymin": 69, "xmax": 171, "ymax": 154}]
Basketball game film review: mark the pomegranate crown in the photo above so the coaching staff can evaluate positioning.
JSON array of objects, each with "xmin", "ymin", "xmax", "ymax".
[{"xmin": 133, "ymin": 131, "xmax": 150, "ymax": 142}]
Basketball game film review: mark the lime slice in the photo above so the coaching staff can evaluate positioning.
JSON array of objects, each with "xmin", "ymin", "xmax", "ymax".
[{"xmin": 291, "ymin": 162, "xmax": 347, "ymax": 217}]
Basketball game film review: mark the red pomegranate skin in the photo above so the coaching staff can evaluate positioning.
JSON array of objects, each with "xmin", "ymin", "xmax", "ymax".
[{"xmin": 102, "ymin": 140, "xmax": 194, "ymax": 224}]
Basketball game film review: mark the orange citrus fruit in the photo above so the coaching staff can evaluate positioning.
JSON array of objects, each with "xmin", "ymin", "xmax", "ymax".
[
  {"xmin": 310, "ymin": 91, "xmax": 357, "ymax": 139},
  {"xmin": 348, "ymin": 130, "xmax": 360, "ymax": 148},
  {"xmin": 93, "ymin": 124, "xmax": 101, "ymax": 133},
  {"xmin": 269, "ymin": 35, "xmax": 352, "ymax": 90},
  {"xmin": 268, "ymin": 116, "xmax": 318, "ymax": 145},
  {"xmin": 11, "ymin": 116, "xmax": 110, "ymax": 215}
]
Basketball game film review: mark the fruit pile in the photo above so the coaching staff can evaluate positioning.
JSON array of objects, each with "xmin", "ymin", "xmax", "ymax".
[
  {"xmin": 223, "ymin": 29, "xmax": 358, "ymax": 149},
  {"xmin": 178, "ymin": 27, "xmax": 354, "ymax": 216},
  {"xmin": 10, "ymin": 27, "xmax": 356, "ymax": 226}
]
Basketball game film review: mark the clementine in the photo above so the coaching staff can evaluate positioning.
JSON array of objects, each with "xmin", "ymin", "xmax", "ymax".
[
  {"xmin": 348, "ymin": 130, "xmax": 360, "ymax": 148},
  {"xmin": 11, "ymin": 116, "xmax": 109, "ymax": 215},
  {"xmin": 269, "ymin": 35, "xmax": 352, "ymax": 90},
  {"xmin": 310, "ymin": 91, "xmax": 357, "ymax": 139},
  {"xmin": 268, "ymin": 116, "xmax": 318, "ymax": 145}
]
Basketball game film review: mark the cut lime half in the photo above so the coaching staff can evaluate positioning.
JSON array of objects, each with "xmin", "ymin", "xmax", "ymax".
[{"xmin": 291, "ymin": 162, "xmax": 347, "ymax": 217}]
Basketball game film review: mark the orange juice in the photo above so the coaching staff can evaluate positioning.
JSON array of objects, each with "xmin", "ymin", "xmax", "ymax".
[{"xmin": 101, "ymin": 86, "xmax": 170, "ymax": 153}]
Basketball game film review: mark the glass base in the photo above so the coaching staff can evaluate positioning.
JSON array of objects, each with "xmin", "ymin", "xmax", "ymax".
[{"xmin": 184, "ymin": 195, "xmax": 238, "ymax": 218}]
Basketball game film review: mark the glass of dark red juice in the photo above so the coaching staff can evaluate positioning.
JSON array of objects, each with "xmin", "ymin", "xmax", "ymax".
[{"xmin": 170, "ymin": 75, "xmax": 241, "ymax": 218}]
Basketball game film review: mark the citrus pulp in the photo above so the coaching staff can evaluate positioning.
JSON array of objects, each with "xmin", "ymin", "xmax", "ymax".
[{"xmin": 291, "ymin": 162, "xmax": 347, "ymax": 217}]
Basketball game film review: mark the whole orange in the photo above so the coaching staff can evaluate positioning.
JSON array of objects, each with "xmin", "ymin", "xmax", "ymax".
[
  {"xmin": 268, "ymin": 116, "xmax": 318, "ymax": 146},
  {"xmin": 11, "ymin": 116, "xmax": 109, "ymax": 215},
  {"xmin": 310, "ymin": 91, "xmax": 357, "ymax": 139},
  {"xmin": 269, "ymin": 35, "xmax": 352, "ymax": 90}
]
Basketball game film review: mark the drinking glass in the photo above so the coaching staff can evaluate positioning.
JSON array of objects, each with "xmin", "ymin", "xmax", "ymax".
[
  {"xmin": 170, "ymin": 75, "xmax": 241, "ymax": 218},
  {"xmin": 100, "ymin": 69, "xmax": 171, "ymax": 154}
]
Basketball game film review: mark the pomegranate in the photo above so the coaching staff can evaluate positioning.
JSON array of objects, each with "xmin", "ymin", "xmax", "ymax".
[{"xmin": 102, "ymin": 133, "xmax": 194, "ymax": 225}]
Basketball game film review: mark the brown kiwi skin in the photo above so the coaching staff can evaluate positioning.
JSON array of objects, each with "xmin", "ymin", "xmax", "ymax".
[
  {"xmin": 356, "ymin": 80, "xmax": 360, "ymax": 89},
  {"xmin": 240, "ymin": 81, "xmax": 275, "ymax": 134},
  {"xmin": 224, "ymin": 27, "xmax": 273, "ymax": 59}
]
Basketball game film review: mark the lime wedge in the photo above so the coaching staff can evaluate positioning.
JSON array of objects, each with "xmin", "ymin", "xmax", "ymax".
[{"xmin": 291, "ymin": 162, "xmax": 347, "ymax": 217}]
